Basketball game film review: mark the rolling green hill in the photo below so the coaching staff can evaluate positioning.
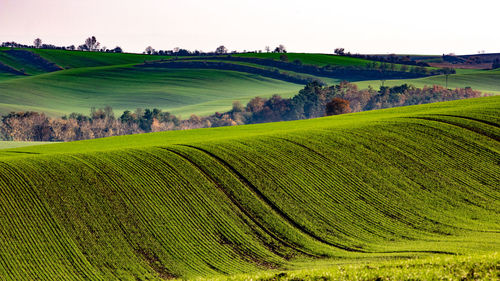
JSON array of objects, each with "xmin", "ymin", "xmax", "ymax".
[
  {"xmin": 356, "ymin": 68, "xmax": 500, "ymax": 94},
  {"xmin": 0, "ymin": 47, "xmax": 172, "ymax": 70},
  {"xmin": 0, "ymin": 96, "xmax": 498, "ymax": 280},
  {"xmin": 0, "ymin": 48, "xmax": 498, "ymax": 119},
  {"xmin": 0, "ymin": 49, "xmax": 307, "ymax": 117},
  {"xmin": 234, "ymin": 52, "xmax": 372, "ymax": 66},
  {"xmin": 0, "ymin": 64, "xmax": 301, "ymax": 117}
]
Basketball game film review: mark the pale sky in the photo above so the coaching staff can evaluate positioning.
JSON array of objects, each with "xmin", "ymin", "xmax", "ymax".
[{"xmin": 1, "ymin": 0, "xmax": 498, "ymax": 55}]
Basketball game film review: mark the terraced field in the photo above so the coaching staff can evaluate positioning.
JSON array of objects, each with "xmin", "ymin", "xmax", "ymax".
[{"xmin": 0, "ymin": 96, "xmax": 498, "ymax": 280}]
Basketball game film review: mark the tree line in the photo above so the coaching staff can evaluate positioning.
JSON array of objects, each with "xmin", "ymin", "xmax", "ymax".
[
  {"xmin": 0, "ymin": 83, "xmax": 483, "ymax": 142},
  {"xmin": 2, "ymin": 37, "xmax": 124, "ymax": 53},
  {"xmin": 2, "ymin": 38, "xmax": 288, "ymax": 57}
]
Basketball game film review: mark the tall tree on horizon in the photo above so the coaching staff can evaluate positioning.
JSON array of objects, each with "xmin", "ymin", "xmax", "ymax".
[
  {"xmin": 33, "ymin": 38, "xmax": 42, "ymax": 48},
  {"xmin": 84, "ymin": 36, "xmax": 100, "ymax": 51},
  {"xmin": 145, "ymin": 46, "xmax": 155, "ymax": 55},
  {"xmin": 215, "ymin": 45, "xmax": 228, "ymax": 54}
]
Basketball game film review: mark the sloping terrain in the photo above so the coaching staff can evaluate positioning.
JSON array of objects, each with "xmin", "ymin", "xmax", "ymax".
[
  {"xmin": 0, "ymin": 97, "xmax": 498, "ymax": 280},
  {"xmin": 234, "ymin": 52, "xmax": 372, "ymax": 66},
  {"xmin": 356, "ymin": 68, "xmax": 500, "ymax": 94},
  {"xmin": 0, "ymin": 48, "xmax": 471, "ymax": 117},
  {"xmin": 0, "ymin": 49, "xmax": 304, "ymax": 116},
  {"xmin": 0, "ymin": 49, "xmax": 62, "ymax": 76},
  {"xmin": 0, "ymin": 47, "xmax": 171, "ymax": 70},
  {"xmin": 0, "ymin": 65, "xmax": 301, "ymax": 117}
]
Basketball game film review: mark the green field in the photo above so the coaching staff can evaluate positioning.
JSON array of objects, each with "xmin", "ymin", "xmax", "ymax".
[
  {"xmin": 234, "ymin": 52, "xmax": 372, "ymax": 67},
  {"xmin": 0, "ymin": 141, "xmax": 51, "ymax": 149},
  {"xmin": 0, "ymin": 96, "xmax": 498, "ymax": 280},
  {"xmin": 1, "ymin": 48, "xmax": 498, "ymax": 117},
  {"xmin": 0, "ymin": 49, "xmax": 304, "ymax": 116},
  {"xmin": 0, "ymin": 47, "xmax": 172, "ymax": 69},
  {"xmin": 356, "ymin": 68, "xmax": 500, "ymax": 94},
  {"xmin": 207, "ymin": 253, "xmax": 499, "ymax": 281},
  {"xmin": 0, "ymin": 65, "xmax": 301, "ymax": 117}
]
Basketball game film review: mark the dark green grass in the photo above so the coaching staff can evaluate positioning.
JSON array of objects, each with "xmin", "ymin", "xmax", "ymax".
[
  {"xmin": 356, "ymin": 68, "xmax": 500, "ymax": 94},
  {"xmin": 0, "ymin": 51, "xmax": 48, "ymax": 75},
  {"xmin": 4, "ymin": 48, "xmax": 172, "ymax": 69},
  {"xmin": 0, "ymin": 97, "xmax": 498, "ymax": 280},
  {"xmin": 234, "ymin": 53, "xmax": 373, "ymax": 67}
]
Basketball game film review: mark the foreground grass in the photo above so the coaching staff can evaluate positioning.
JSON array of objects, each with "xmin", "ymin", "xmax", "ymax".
[
  {"xmin": 203, "ymin": 253, "xmax": 499, "ymax": 281},
  {"xmin": 0, "ymin": 97, "xmax": 497, "ymax": 280},
  {"xmin": 0, "ymin": 141, "xmax": 51, "ymax": 149}
]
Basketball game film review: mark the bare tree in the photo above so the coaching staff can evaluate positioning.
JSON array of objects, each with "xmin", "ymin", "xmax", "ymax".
[
  {"xmin": 274, "ymin": 44, "xmax": 287, "ymax": 53},
  {"xmin": 334, "ymin": 48, "xmax": 345, "ymax": 55},
  {"xmin": 84, "ymin": 36, "xmax": 100, "ymax": 51},
  {"xmin": 326, "ymin": 98, "xmax": 351, "ymax": 116},
  {"xmin": 265, "ymin": 46, "xmax": 270, "ymax": 53},
  {"xmin": 145, "ymin": 46, "xmax": 155, "ymax": 55},
  {"xmin": 33, "ymin": 38, "xmax": 42, "ymax": 48},
  {"xmin": 215, "ymin": 45, "xmax": 228, "ymax": 54}
]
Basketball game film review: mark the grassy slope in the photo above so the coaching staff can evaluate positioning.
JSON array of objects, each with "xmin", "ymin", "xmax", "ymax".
[
  {"xmin": 0, "ymin": 49, "xmax": 304, "ymax": 116},
  {"xmin": 208, "ymin": 253, "xmax": 499, "ymax": 281},
  {"xmin": 0, "ymin": 65, "xmax": 301, "ymax": 117},
  {"xmin": 234, "ymin": 53, "xmax": 373, "ymax": 67},
  {"xmin": 356, "ymin": 68, "xmax": 500, "ymax": 94},
  {"xmin": 0, "ymin": 47, "xmax": 172, "ymax": 69},
  {"xmin": 0, "ymin": 51, "xmax": 47, "ymax": 75},
  {"xmin": 3, "ymin": 49, "xmax": 495, "ymax": 118},
  {"xmin": 0, "ymin": 141, "xmax": 51, "ymax": 149},
  {"xmin": 0, "ymin": 97, "xmax": 498, "ymax": 280}
]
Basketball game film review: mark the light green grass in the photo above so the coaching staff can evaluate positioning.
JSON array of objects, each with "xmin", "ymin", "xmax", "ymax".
[
  {"xmin": 0, "ymin": 97, "xmax": 498, "ymax": 280},
  {"xmin": 0, "ymin": 141, "xmax": 51, "ymax": 149},
  {"xmin": 202, "ymin": 253, "xmax": 499, "ymax": 281},
  {"xmin": 0, "ymin": 65, "xmax": 301, "ymax": 117}
]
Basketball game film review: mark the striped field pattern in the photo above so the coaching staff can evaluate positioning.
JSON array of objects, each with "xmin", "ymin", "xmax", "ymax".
[{"xmin": 0, "ymin": 96, "xmax": 498, "ymax": 280}]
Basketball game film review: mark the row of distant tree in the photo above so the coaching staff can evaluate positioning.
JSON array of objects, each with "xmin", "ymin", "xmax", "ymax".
[
  {"xmin": 4, "ymin": 38, "xmax": 498, "ymax": 71},
  {"xmin": 2, "ymin": 37, "xmax": 124, "ymax": 53},
  {"xmin": 0, "ymin": 82, "xmax": 483, "ymax": 142},
  {"xmin": 1, "ymin": 37, "xmax": 289, "ymax": 56},
  {"xmin": 142, "ymin": 44, "xmax": 287, "ymax": 56}
]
